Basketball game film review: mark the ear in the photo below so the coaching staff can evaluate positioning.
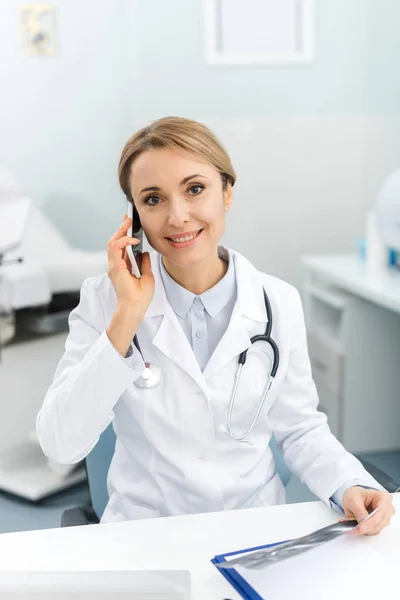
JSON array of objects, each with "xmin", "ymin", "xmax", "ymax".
[{"xmin": 223, "ymin": 182, "xmax": 233, "ymax": 213}]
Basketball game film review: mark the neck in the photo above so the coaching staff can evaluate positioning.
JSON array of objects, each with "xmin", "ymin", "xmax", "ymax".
[{"xmin": 162, "ymin": 248, "xmax": 228, "ymax": 294}]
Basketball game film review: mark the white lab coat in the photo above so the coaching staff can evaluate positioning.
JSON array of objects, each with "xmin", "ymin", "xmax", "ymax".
[{"xmin": 37, "ymin": 248, "xmax": 379, "ymax": 523}]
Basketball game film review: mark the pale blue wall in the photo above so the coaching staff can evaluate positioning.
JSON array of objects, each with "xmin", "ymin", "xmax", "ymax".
[
  {"xmin": 1, "ymin": 0, "xmax": 399, "ymax": 250},
  {"xmin": 364, "ymin": 0, "xmax": 400, "ymax": 114},
  {"xmin": 133, "ymin": 0, "xmax": 400, "ymax": 118},
  {"xmin": 0, "ymin": 0, "xmax": 135, "ymax": 248}
]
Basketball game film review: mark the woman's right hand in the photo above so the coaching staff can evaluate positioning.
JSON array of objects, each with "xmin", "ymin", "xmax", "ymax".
[{"xmin": 107, "ymin": 216, "xmax": 155, "ymax": 319}]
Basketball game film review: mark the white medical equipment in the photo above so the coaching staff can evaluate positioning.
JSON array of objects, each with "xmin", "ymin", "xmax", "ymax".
[
  {"xmin": 0, "ymin": 196, "xmax": 32, "ymax": 345},
  {"xmin": 375, "ymin": 167, "xmax": 400, "ymax": 254},
  {"xmin": 0, "ymin": 170, "xmax": 108, "ymax": 500}
]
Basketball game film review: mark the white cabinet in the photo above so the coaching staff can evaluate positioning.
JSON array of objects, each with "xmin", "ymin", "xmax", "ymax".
[
  {"xmin": 308, "ymin": 330, "xmax": 343, "ymax": 439},
  {"xmin": 302, "ymin": 270, "xmax": 400, "ymax": 453},
  {"xmin": 0, "ymin": 331, "xmax": 68, "ymax": 455}
]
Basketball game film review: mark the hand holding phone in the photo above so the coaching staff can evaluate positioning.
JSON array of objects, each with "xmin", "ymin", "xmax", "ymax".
[
  {"xmin": 106, "ymin": 211, "xmax": 155, "ymax": 355},
  {"xmin": 107, "ymin": 210, "xmax": 154, "ymax": 316}
]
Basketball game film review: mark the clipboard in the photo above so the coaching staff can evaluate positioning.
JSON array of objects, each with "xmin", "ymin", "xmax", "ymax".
[
  {"xmin": 211, "ymin": 540, "xmax": 289, "ymax": 600},
  {"xmin": 211, "ymin": 510, "xmax": 382, "ymax": 600}
]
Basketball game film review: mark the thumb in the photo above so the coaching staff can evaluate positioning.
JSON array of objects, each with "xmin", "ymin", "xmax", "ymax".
[{"xmin": 345, "ymin": 493, "xmax": 369, "ymax": 523}]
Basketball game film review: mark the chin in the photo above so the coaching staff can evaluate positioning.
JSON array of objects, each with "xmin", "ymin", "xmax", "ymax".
[{"xmin": 162, "ymin": 244, "xmax": 214, "ymax": 270}]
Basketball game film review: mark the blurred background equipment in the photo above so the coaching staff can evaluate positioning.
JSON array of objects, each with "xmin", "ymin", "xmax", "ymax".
[
  {"xmin": 375, "ymin": 168, "xmax": 400, "ymax": 258},
  {"xmin": 0, "ymin": 167, "xmax": 107, "ymax": 503}
]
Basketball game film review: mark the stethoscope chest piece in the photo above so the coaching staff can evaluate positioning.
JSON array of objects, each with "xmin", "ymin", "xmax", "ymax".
[{"xmin": 134, "ymin": 363, "xmax": 162, "ymax": 389}]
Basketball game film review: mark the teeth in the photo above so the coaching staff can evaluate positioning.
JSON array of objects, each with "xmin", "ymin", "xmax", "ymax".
[{"xmin": 170, "ymin": 232, "xmax": 199, "ymax": 243}]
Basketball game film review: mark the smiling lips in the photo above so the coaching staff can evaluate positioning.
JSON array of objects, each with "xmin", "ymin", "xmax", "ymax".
[{"xmin": 166, "ymin": 229, "xmax": 203, "ymax": 247}]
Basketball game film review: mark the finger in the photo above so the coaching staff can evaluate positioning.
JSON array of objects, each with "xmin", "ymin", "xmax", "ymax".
[
  {"xmin": 112, "ymin": 236, "xmax": 140, "ymax": 249},
  {"xmin": 345, "ymin": 498, "xmax": 369, "ymax": 524},
  {"xmin": 139, "ymin": 252, "xmax": 153, "ymax": 277},
  {"xmin": 363, "ymin": 518, "xmax": 391, "ymax": 536},
  {"xmin": 124, "ymin": 246, "xmax": 132, "ymax": 270},
  {"xmin": 357, "ymin": 506, "xmax": 385, "ymax": 535},
  {"xmin": 359, "ymin": 496, "xmax": 395, "ymax": 535},
  {"xmin": 108, "ymin": 217, "xmax": 132, "ymax": 244},
  {"xmin": 108, "ymin": 236, "xmax": 140, "ymax": 268},
  {"xmin": 369, "ymin": 490, "xmax": 394, "ymax": 510}
]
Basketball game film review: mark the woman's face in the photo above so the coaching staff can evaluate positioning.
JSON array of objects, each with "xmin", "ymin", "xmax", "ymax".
[{"xmin": 129, "ymin": 147, "xmax": 232, "ymax": 268}]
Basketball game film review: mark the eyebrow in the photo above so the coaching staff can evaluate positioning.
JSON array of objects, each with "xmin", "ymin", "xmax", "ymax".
[{"xmin": 139, "ymin": 174, "xmax": 207, "ymax": 195}]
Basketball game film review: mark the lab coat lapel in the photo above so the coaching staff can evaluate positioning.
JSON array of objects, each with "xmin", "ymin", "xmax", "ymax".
[
  {"xmin": 152, "ymin": 308, "xmax": 208, "ymax": 394},
  {"xmin": 202, "ymin": 303, "xmax": 252, "ymax": 380},
  {"xmin": 146, "ymin": 252, "xmax": 208, "ymax": 395},
  {"xmin": 203, "ymin": 250, "xmax": 268, "ymax": 381}
]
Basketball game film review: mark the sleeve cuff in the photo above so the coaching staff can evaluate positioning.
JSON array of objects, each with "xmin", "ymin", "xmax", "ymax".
[
  {"xmin": 329, "ymin": 480, "xmax": 382, "ymax": 514},
  {"xmin": 106, "ymin": 335, "xmax": 146, "ymax": 374}
]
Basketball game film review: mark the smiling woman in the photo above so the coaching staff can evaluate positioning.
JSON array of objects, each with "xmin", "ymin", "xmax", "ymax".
[
  {"xmin": 118, "ymin": 117, "xmax": 236, "ymax": 290},
  {"xmin": 37, "ymin": 116, "xmax": 395, "ymax": 533}
]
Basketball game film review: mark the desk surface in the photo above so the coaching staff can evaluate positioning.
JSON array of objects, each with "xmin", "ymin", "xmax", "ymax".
[
  {"xmin": 0, "ymin": 495, "xmax": 398, "ymax": 600},
  {"xmin": 302, "ymin": 253, "xmax": 400, "ymax": 314}
]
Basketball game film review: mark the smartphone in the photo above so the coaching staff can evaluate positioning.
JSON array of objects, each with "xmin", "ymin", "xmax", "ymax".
[{"xmin": 126, "ymin": 201, "xmax": 143, "ymax": 278}]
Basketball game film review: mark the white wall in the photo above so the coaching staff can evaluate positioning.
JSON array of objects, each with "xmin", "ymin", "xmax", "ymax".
[
  {"xmin": 130, "ymin": 0, "xmax": 400, "ymax": 284},
  {"xmin": 0, "ymin": 0, "xmax": 135, "ymax": 250},
  {"xmin": 1, "ymin": 0, "xmax": 400, "ymax": 283}
]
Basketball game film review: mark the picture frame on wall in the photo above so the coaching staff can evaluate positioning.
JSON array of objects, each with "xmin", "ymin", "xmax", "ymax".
[
  {"xmin": 20, "ymin": 4, "xmax": 57, "ymax": 56},
  {"xmin": 203, "ymin": 0, "xmax": 315, "ymax": 66}
]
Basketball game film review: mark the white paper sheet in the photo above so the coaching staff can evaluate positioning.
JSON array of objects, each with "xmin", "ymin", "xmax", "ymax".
[{"xmin": 234, "ymin": 534, "xmax": 391, "ymax": 600}]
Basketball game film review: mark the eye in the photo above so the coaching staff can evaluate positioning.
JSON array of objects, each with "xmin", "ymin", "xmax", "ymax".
[
  {"xmin": 188, "ymin": 184, "xmax": 204, "ymax": 196},
  {"xmin": 145, "ymin": 195, "xmax": 161, "ymax": 206}
]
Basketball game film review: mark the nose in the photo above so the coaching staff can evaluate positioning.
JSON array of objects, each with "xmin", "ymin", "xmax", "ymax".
[{"xmin": 167, "ymin": 198, "xmax": 190, "ymax": 228}]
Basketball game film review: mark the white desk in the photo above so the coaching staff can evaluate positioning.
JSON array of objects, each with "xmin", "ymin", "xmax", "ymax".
[
  {"xmin": 0, "ymin": 495, "xmax": 398, "ymax": 600},
  {"xmin": 301, "ymin": 253, "xmax": 400, "ymax": 452},
  {"xmin": 302, "ymin": 253, "xmax": 400, "ymax": 314}
]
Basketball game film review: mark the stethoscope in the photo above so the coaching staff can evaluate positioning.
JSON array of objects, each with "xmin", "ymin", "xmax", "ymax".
[
  {"xmin": 132, "ymin": 288, "xmax": 279, "ymax": 442},
  {"xmin": 220, "ymin": 288, "xmax": 279, "ymax": 441}
]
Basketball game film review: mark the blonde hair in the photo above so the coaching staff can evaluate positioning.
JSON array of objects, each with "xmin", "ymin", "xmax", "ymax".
[{"xmin": 118, "ymin": 116, "xmax": 236, "ymax": 232}]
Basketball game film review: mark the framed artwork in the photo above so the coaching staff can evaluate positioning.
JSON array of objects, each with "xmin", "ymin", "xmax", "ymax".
[
  {"xmin": 20, "ymin": 4, "xmax": 57, "ymax": 56},
  {"xmin": 203, "ymin": 0, "xmax": 315, "ymax": 66}
]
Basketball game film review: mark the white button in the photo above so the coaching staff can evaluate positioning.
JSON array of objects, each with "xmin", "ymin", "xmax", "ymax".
[
  {"xmin": 196, "ymin": 331, "xmax": 204, "ymax": 338},
  {"xmin": 194, "ymin": 297, "xmax": 201, "ymax": 305},
  {"xmin": 218, "ymin": 424, "xmax": 226, "ymax": 433}
]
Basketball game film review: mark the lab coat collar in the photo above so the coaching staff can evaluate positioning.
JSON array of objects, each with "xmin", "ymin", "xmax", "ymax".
[
  {"xmin": 146, "ymin": 247, "xmax": 269, "ymax": 391},
  {"xmin": 158, "ymin": 248, "xmax": 236, "ymax": 319},
  {"xmin": 146, "ymin": 247, "xmax": 266, "ymax": 322},
  {"xmin": 202, "ymin": 248, "xmax": 268, "ymax": 380},
  {"xmin": 234, "ymin": 249, "xmax": 269, "ymax": 324}
]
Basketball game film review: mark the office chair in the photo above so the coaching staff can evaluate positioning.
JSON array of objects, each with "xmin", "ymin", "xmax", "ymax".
[{"xmin": 61, "ymin": 427, "xmax": 292, "ymax": 526}]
